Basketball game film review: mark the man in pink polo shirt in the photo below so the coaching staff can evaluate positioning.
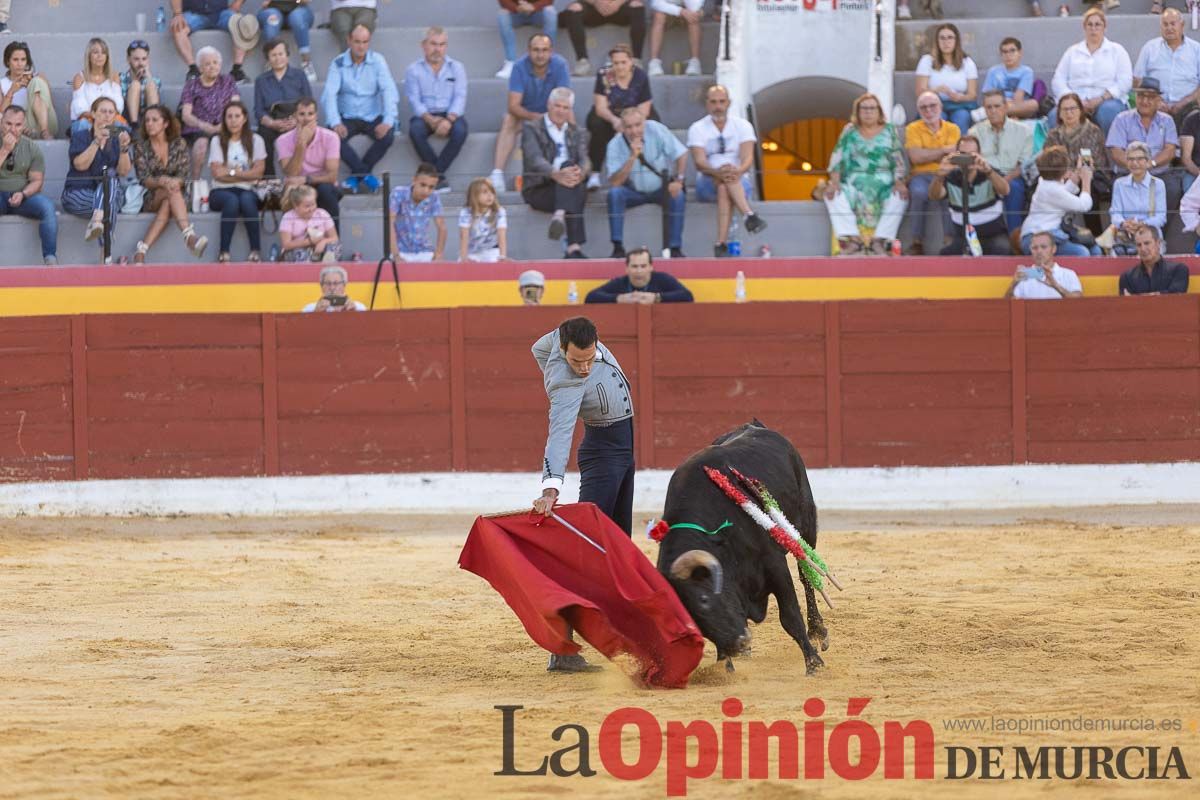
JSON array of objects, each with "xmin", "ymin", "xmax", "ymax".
[{"xmin": 275, "ymin": 97, "xmax": 342, "ymax": 230}]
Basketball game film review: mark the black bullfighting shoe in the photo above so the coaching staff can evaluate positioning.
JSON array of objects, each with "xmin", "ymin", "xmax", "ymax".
[{"xmin": 547, "ymin": 653, "xmax": 602, "ymax": 672}]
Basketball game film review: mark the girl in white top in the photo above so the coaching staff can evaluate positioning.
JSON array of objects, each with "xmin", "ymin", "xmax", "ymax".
[
  {"xmin": 1020, "ymin": 145, "xmax": 1099, "ymax": 257},
  {"xmin": 208, "ymin": 101, "xmax": 267, "ymax": 263},
  {"xmin": 1050, "ymin": 7, "xmax": 1132, "ymax": 134},
  {"xmin": 458, "ymin": 177, "xmax": 509, "ymax": 262},
  {"xmin": 70, "ymin": 38, "xmax": 124, "ymax": 133},
  {"xmin": 0, "ymin": 42, "xmax": 57, "ymax": 138},
  {"xmin": 914, "ymin": 23, "xmax": 978, "ymax": 135}
]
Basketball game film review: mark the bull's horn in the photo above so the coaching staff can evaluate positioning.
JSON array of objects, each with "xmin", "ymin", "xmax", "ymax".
[{"xmin": 669, "ymin": 549, "xmax": 724, "ymax": 595}]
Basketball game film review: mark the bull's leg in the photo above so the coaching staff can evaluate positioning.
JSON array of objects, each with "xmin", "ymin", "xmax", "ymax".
[
  {"xmin": 771, "ymin": 576, "xmax": 825, "ymax": 674},
  {"xmin": 798, "ymin": 567, "xmax": 830, "ymax": 652}
]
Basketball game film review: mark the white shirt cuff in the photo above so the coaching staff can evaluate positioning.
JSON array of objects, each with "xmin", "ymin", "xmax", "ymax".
[{"xmin": 541, "ymin": 476, "xmax": 564, "ymax": 493}]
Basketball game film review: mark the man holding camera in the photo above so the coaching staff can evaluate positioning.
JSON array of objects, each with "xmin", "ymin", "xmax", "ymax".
[
  {"xmin": 1004, "ymin": 230, "xmax": 1083, "ymax": 300},
  {"xmin": 120, "ymin": 40, "xmax": 162, "ymax": 131},
  {"xmin": 928, "ymin": 135, "xmax": 1012, "ymax": 256},
  {"xmin": 302, "ymin": 265, "xmax": 366, "ymax": 312}
]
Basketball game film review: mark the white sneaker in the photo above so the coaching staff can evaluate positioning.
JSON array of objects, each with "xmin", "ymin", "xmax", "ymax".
[
  {"xmin": 586, "ymin": 173, "xmax": 602, "ymax": 190},
  {"xmin": 572, "ymin": 57, "xmax": 592, "ymax": 77},
  {"xmin": 303, "ymin": 61, "xmax": 318, "ymax": 84},
  {"xmin": 495, "ymin": 60, "xmax": 514, "ymax": 80},
  {"xmin": 489, "ymin": 168, "xmax": 507, "ymax": 193},
  {"xmin": 647, "ymin": 58, "xmax": 665, "ymax": 77},
  {"xmin": 685, "ymin": 57, "xmax": 702, "ymax": 76}
]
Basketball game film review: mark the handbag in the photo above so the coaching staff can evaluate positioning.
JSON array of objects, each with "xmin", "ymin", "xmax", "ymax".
[
  {"xmin": 1060, "ymin": 213, "xmax": 1095, "ymax": 247},
  {"xmin": 254, "ymin": 178, "xmax": 285, "ymax": 211},
  {"xmin": 121, "ymin": 179, "xmax": 147, "ymax": 214}
]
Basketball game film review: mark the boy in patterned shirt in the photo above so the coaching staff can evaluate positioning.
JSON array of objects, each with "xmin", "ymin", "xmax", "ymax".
[{"xmin": 388, "ymin": 162, "xmax": 446, "ymax": 262}]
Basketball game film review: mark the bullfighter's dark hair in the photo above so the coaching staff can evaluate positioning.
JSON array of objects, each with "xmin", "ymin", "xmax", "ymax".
[{"xmin": 559, "ymin": 317, "xmax": 598, "ymax": 351}]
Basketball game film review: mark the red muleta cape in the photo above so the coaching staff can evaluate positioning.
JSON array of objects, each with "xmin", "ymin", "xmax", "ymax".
[{"xmin": 459, "ymin": 502, "xmax": 705, "ymax": 689}]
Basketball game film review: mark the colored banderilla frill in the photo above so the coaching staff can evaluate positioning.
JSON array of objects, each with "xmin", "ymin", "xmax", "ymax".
[{"xmin": 702, "ymin": 466, "xmax": 841, "ymax": 610}]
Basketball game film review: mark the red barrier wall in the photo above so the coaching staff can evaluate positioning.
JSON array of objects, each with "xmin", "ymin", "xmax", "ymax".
[{"xmin": 2, "ymin": 298, "xmax": 1198, "ymax": 483}]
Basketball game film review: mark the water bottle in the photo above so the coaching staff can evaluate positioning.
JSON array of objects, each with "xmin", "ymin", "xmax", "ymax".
[
  {"xmin": 567, "ymin": 280, "xmax": 578, "ymax": 305},
  {"xmin": 734, "ymin": 270, "xmax": 747, "ymax": 303},
  {"xmin": 156, "ymin": 6, "xmax": 167, "ymax": 33},
  {"xmin": 727, "ymin": 215, "xmax": 741, "ymax": 256},
  {"xmin": 965, "ymin": 224, "xmax": 983, "ymax": 257},
  {"xmin": 268, "ymin": 243, "xmax": 280, "ymax": 262},
  {"xmin": 890, "ymin": 238, "xmax": 903, "ymax": 257}
]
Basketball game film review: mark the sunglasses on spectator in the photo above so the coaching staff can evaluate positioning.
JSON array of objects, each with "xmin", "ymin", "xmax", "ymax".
[
  {"xmin": 127, "ymin": 40, "xmax": 150, "ymax": 54},
  {"xmin": 717, "ymin": 135, "xmax": 726, "ymax": 154},
  {"xmin": 4, "ymin": 153, "xmax": 14, "ymax": 171}
]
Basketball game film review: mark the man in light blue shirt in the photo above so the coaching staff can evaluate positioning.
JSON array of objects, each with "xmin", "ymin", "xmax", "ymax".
[
  {"xmin": 405, "ymin": 26, "xmax": 468, "ymax": 192},
  {"xmin": 321, "ymin": 23, "xmax": 399, "ymax": 194},
  {"xmin": 604, "ymin": 108, "xmax": 689, "ymax": 258},
  {"xmin": 1133, "ymin": 7, "xmax": 1200, "ymax": 127}
]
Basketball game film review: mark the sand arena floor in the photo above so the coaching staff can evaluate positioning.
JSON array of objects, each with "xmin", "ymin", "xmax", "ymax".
[{"xmin": 1, "ymin": 509, "xmax": 1198, "ymax": 799}]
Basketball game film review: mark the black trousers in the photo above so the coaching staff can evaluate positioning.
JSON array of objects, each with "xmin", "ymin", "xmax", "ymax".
[
  {"xmin": 561, "ymin": 2, "xmax": 646, "ymax": 60},
  {"xmin": 523, "ymin": 179, "xmax": 588, "ymax": 245},
  {"xmin": 578, "ymin": 417, "xmax": 635, "ymax": 537}
]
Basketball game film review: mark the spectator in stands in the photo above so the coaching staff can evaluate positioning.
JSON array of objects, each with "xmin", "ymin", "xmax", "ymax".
[
  {"xmin": 329, "ymin": 0, "xmax": 377, "ymax": 43},
  {"xmin": 647, "ymin": 1, "xmax": 703, "ymax": 77},
  {"xmin": 588, "ymin": 44, "xmax": 654, "ymax": 191},
  {"xmin": 1103, "ymin": 141, "xmax": 1167, "ymax": 250},
  {"xmin": 1106, "ymin": 78, "xmax": 1183, "ymax": 214},
  {"xmin": 490, "ymin": 33, "xmax": 571, "ymax": 193},
  {"xmin": 1133, "ymin": 7, "xmax": 1200, "ymax": 128},
  {"xmin": 2, "ymin": 42, "xmax": 56, "ymax": 139},
  {"xmin": 904, "ymin": 91, "xmax": 959, "ymax": 255},
  {"xmin": 1118, "ymin": 224, "xmax": 1190, "ymax": 294},
  {"xmin": 496, "ymin": 2, "xmax": 559, "ymax": 80},
  {"xmin": 0, "ymin": 105, "xmax": 58, "ymax": 265},
  {"xmin": 688, "ymin": 84, "xmax": 767, "ymax": 257},
  {"xmin": 1044, "ymin": 92, "xmax": 1112, "ymax": 215},
  {"xmin": 1050, "ymin": 7, "xmax": 1132, "ymax": 135},
  {"xmin": 971, "ymin": 89, "xmax": 1033, "ymax": 252},
  {"xmin": 560, "ymin": 0, "xmax": 647, "ymax": 77},
  {"xmin": 518, "ymin": 269, "xmax": 545, "ymax": 305},
  {"xmin": 322, "ymin": 24, "xmax": 399, "ymax": 195},
  {"xmin": 280, "ymin": 183, "xmax": 339, "ymax": 261},
  {"xmin": 209, "ymin": 100, "xmax": 266, "ymax": 262},
  {"xmin": 131, "ymin": 105, "xmax": 207, "ymax": 264},
  {"xmin": 169, "ymin": 0, "xmax": 252, "ymax": 84},
  {"xmin": 981, "ymin": 37, "xmax": 1039, "ymax": 120},
  {"xmin": 902, "ymin": 0, "xmax": 1048, "ymax": 17},
  {"xmin": 70, "ymin": 38, "xmax": 124, "ymax": 135},
  {"xmin": 605, "ymin": 107, "xmax": 687, "ymax": 258},
  {"xmin": 522, "ymin": 86, "xmax": 591, "ymax": 258},
  {"xmin": 405, "ymin": 27, "xmax": 469, "ymax": 193},
  {"xmin": 1020, "ymin": 145, "xmax": 1099, "ymax": 256},
  {"xmin": 303, "ymin": 265, "xmax": 366, "ymax": 312},
  {"xmin": 459, "ymin": 177, "xmax": 508, "ymax": 262},
  {"xmin": 1005, "ymin": 231, "xmax": 1083, "ymax": 300},
  {"xmin": 0, "ymin": 0, "xmax": 9, "ymax": 35},
  {"xmin": 929, "ymin": 136, "xmax": 1012, "ymax": 255},
  {"xmin": 62, "ymin": 96, "xmax": 132, "ymax": 259},
  {"xmin": 915, "ymin": 23, "xmax": 979, "ymax": 135},
  {"xmin": 1176, "ymin": 169, "xmax": 1200, "ymax": 248},
  {"xmin": 824, "ymin": 92, "xmax": 907, "ymax": 256},
  {"xmin": 120, "ymin": 40, "xmax": 162, "ymax": 132},
  {"xmin": 254, "ymin": 38, "xmax": 312, "ymax": 178},
  {"xmin": 1179, "ymin": 107, "xmax": 1200, "ymax": 190},
  {"xmin": 180, "ymin": 46, "xmax": 240, "ymax": 181},
  {"xmin": 258, "ymin": 0, "xmax": 318, "ymax": 84},
  {"xmin": 276, "ymin": 97, "xmax": 341, "ymax": 230},
  {"xmin": 585, "ymin": 246, "xmax": 693, "ymax": 303},
  {"xmin": 388, "ymin": 162, "xmax": 446, "ymax": 262}
]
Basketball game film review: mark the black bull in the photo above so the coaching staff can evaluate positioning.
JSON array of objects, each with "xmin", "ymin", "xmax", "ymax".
[{"xmin": 655, "ymin": 421, "xmax": 829, "ymax": 674}]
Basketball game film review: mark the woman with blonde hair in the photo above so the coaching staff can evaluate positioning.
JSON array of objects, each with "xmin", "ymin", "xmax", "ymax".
[
  {"xmin": 823, "ymin": 93, "xmax": 908, "ymax": 256},
  {"xmin": 458, "ymin": 177, "xmax": 508, "ymax": 262},
  {"xmin": 70, "ymin": 38, "xmax": 123, "ymax": 134},
  {"xmin": 914, "ymin": 22, "xmax": 978, "ymax": 135}
]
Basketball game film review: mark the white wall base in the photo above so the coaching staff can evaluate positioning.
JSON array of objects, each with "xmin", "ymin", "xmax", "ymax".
[{"xmin": 2, "ymin": 463, "xmax": 1198, "ymax": 518}]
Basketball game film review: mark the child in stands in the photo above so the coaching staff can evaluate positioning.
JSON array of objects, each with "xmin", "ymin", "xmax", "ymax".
[
  {"xmin": 458, "ymin": 177, "xmax": 509, "ymax": 263},
  {"xmin": 279, "ymin": 184, "xmax": 339, "ymax": 262},
  {"xmin": 389, "ymin": 162, "xmax": 446, "ymax": 262}
]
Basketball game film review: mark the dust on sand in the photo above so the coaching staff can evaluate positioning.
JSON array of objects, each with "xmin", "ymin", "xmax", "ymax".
[{"xmin": 1, "ymin": 511, "xmax": 1197, "ymax": 799}]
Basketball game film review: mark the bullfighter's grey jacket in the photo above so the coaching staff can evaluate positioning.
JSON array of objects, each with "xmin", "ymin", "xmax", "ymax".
[{"xmin": 532, "ymin": 329, "xmax": 633, "ymax": 492}]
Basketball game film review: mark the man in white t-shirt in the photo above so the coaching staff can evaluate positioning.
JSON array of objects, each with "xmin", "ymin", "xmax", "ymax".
[
  {"xmin": 687, "ymin": 84, "xmax": 767, "ymax": 257},
  {"xmin": 302, "ymin": 265, "xmax": 367, "ymax": 312},
  {"xmin": 1004, "ymin": 231, "xmax": 1084, "ymax": 300}
]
